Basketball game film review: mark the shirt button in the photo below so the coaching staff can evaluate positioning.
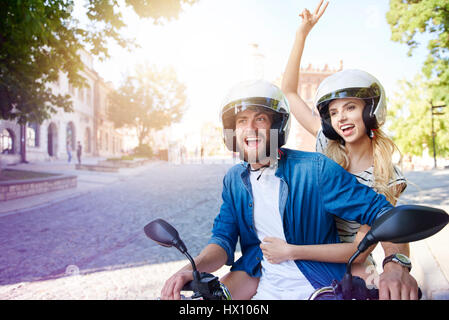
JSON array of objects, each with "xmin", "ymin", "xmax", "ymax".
[{"xmin": 249, "ymin": 203, "xmax": 252, "ymax": 207}]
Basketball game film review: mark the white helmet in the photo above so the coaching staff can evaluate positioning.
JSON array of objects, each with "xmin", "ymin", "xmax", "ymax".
[
  {"xmin": 314, "ymin": 69, "xmax": 387, "ymax": 141},
  {"xmin": 220, "ymin": 79, "xmax": 290, "ymax": 152}
]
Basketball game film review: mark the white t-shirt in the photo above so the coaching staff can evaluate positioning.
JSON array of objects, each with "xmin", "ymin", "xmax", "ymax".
[{"xmin": 249, "ymin": 165, "xmax": 315, "ymax": 300}]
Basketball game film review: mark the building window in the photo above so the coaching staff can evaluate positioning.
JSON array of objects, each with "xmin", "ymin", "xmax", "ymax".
[
  {"xmin": 85, "ymin": 127, "xmax": 91, "ymax": 153},
  {"xmin": 66, "ymin": 122, "xmax": 75, "ymax": 149},
  {"xmin": 98, "ymin": 131, "xmax": 102, "ymax": 150},
  {"xmin": 27, "ymin": 123, "xmax": 39, "ymax": 147},
  {"xmin": 86, "ymin": 86, "xmax": 92, "ymax": 106},
  {"xmin": 1, "ymin": 129, "xmax": 14, "ymax": 154}
]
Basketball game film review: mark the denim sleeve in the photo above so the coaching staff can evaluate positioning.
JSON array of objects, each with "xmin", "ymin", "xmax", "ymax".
[
  {"xmin": 207, "ymin": 174, "xmax": 238, "ymax": 266},
  {"xmin": 318, "ymin": 155, "xmax": 393, "ymax": 226}
]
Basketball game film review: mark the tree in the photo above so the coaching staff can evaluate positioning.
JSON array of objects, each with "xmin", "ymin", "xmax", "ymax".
[
  {"xmin": 108, "ymin": 65, "xmax": 186, "ymax": 147},
  {"xmin": 387, "ymin": 74, "xmax": 449, "ymax": 157},
  {"xmin": 386, "ymin": 0, "xmax": 449, "ymax": 104},
  {"xmin": 0, "ymin": 0, "xmax": 197, "ymax": 124}
]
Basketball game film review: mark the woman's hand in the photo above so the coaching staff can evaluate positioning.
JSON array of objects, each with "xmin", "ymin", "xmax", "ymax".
[
  {"xmin": 297, "ymin": 0, "xmax": 329, "ymax": 37},
  {"xmin": 260, "ymin": 237, "xmax": 293, "ymax": 264}
]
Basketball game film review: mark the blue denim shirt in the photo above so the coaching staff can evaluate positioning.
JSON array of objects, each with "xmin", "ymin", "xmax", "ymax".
[{"xmin": 208, "ymin": 148, "xmax": 393, "ymax": 289}]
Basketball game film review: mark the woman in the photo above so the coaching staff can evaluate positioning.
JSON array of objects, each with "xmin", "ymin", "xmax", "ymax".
[{"xmin": 265, "ymin": 1, "xmax": 407, "ymax": 284}]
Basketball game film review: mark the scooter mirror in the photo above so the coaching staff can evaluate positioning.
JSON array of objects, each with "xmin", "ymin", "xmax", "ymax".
[
  {"xmin": 144, "ymin": 219, "xmax": 188, "ymax": 253},
  {"xmin": 358, "ymin": 205, "xmax": 449, "ymax": 252}
]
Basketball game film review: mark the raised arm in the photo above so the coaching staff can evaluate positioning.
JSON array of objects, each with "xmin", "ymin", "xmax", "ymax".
[{"xmin": 281, "ymin": 0, "xmax": 328, "ymax": 137}]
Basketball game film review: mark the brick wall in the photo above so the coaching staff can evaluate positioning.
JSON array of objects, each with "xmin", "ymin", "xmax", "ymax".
[{"xmin": 0, "ymin": 175, "xmax": 77, "ymax": 201}]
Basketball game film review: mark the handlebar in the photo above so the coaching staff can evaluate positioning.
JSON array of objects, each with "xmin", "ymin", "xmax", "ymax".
[
  {"xmin": 367, "ymin": 286, "xmax": 422, "ymax": 300},
  {"xmin": 311, "ymin": 277, "xmax": 423, "ymax": 300},
  {"xmin": 184, "ymin": 273, "xmax": 423, "ymax": 300},
  {"xmin": 180, "ymin": 272, "xmax": 231, "ymax": 300},
  {"xmin": 182, "ymin": 280, "xmax": 194, "ymax": 291}
]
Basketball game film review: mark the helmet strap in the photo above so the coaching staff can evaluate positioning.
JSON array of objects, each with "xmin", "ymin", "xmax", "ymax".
[
  {"xmin": 363, "ymin": 98, "xmax": 378, "ymax": 138},
  {"xmin": 277, "ymin": 148, "xmax": 284, "ymax": 160}
]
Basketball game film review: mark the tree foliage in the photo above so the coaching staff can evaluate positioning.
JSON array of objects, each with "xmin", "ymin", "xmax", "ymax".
[
  {"xmin": 386, "ymin": 0, "xmax": 449, "ymax": 104},
  {"xmin": 387, "ymin": 75, "xmax": 449, "ymax": 157},
  {"xmin": 108, "ymin": 65, "xmax": 186, "ymax": 147},
  {"xmin": 0, "ymin": 0, "xmax": 197, "ymax": 124}
]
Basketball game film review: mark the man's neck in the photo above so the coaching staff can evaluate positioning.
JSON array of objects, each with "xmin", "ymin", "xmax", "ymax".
[{"xmin": 250, "ymin": 158, "xmax": 275, "ymax": 170}]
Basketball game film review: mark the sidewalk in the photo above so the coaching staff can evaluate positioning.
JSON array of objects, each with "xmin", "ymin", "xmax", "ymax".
[{"xmin": 0, "ymin": 157, "xmax": 162, "ymax": 216}]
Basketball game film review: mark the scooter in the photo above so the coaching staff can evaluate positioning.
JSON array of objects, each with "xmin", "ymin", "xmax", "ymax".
[{"xmin": 144, "ymin": 204, "xmax": 449, "ymax": 300}]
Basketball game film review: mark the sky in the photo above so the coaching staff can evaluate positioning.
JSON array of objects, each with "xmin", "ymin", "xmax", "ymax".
[{"xmin": 86, "ymin": 0, "xmax": 429, "ymax": 143}]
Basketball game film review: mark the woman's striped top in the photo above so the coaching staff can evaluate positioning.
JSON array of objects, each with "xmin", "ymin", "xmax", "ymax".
[{"xmin": 315, "ymin": 129, "xmax": 407, "ymax": 244}]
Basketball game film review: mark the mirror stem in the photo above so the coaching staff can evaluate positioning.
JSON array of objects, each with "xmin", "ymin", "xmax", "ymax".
[
  {"xmin": 184, "ymin": 251, "xmax": 201, "ymax": 290},
  {"xmin": 346, "ymin": 249, "xmax": 360, "ymax": 275},
  {"xmin": 357, "ymin": 232, "xmax": 375, "ymax": 253},
  {"xmin": 341, "ymin": 249, "xmax": 361, "ymax": 299},
  {"xmin": 184, "ymin": 251, "xmax": 198, "ymax": 273}
]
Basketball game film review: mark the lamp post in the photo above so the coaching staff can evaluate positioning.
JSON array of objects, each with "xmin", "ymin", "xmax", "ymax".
[{"xmin": 430, "ymin": 102, "xmax": 446, "ymax": 169}]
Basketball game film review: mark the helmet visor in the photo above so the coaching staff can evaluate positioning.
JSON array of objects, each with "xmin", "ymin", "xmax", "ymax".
[
  {"xmin": 316, "ymin": 84, "xmax": 381, "ymax": 113},
  {"xmin": 222, "ymin": 97, "xmax": 288, "ymax": 116},
  {"xmin": 221, "ymin": 97, "xmax": 288, "ymax": 130}
]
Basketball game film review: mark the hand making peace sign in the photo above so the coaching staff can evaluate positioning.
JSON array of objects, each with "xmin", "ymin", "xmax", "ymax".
[{"xmin": 297, "ymin": 0, "xmax": 329, "ymax": 37}]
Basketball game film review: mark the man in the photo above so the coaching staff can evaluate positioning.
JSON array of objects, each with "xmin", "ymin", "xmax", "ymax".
[
  {"xmin": 76, "ymin": 141, "xmax": 82, "ymax": 165},
  {"xmin": 67, "ymin": 141, "xmax": 72, "ymax": 163},
  {"xmin": 161, "ymin": 80, "xmax": 417, "ymax": 300}
]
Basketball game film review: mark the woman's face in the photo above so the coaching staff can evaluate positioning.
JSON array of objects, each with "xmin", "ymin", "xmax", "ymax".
[{"xmin": 328, "ymin": 98, "xmax": 367, "ymax": 144}]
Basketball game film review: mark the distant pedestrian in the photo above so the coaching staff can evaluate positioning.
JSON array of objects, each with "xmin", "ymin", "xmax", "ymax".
[
  {"xmin": 67, "ymin": 142, "xmax": 72, "ymax": 163},
  {"xmin": 195, "ymin": 147, "xmax": 199, "ymax": 163},
  {"xmin": 200, "ymin": 146, "xmax": 204, "ymax": 164},
  {"xmin": 180, "ymin": 145, "xmax": 187, "ymax": 164},
  {"xmin": 76, "ymin": 141, "xmax": 82, "ymax": 164}
]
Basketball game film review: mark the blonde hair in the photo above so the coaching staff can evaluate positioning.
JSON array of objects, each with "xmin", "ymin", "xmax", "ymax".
[{"xmin": 325, "ymin": 128, "xmax": 402, "ymax": 204}]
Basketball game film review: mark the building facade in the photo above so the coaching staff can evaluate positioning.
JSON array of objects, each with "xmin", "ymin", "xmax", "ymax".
[
  {"xmin": 93, "ymin": 74, "xmax": 124, "ymax": 157},
  {"xmin": 0, "ymin": 51, "xmax": 123, "ymax": 166},
  {"xmin": 278, "ymin": 61, "xmax": 343, "ymax": 151}
]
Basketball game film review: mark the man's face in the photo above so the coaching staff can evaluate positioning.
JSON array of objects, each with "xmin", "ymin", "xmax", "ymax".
[{"xmin": 235, "ymin": 108, "xmax": 273, "ymax": 164}]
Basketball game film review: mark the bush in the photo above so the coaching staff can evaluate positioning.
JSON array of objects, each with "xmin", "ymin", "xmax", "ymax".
[
  {"xmin": 133, "ymin": 144, "xmax": 153, "ymax": 158},
  {"xmin": 106, "ymin": 155, "xmax": 135, "ymax": 161},
  {"xmin": 120, "ymin": 155, "xmax": 135, "ymax": 161}
]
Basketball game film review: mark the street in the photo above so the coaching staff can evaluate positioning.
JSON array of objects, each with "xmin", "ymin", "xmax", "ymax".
[
  {"xmin": 0, "ymin": 162, "xmax": 232, "ymax": 299},
  {"xmin": 0, "ymin": 162, "xmax": 448, "ymax": 299}
]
